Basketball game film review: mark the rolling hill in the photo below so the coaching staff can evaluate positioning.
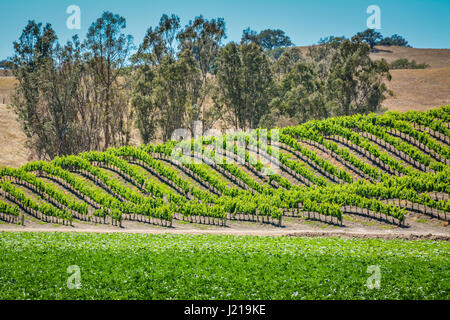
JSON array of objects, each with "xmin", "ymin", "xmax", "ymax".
[
  {"xmin": 295, "ymin": 45, "xmax": 450, "ymax": 112},
  {"xmin": 0, "ymin": 106, "xmax": 449, "ymax": 238},
  {"xmin": 0, "ymin": 45, "xmax": 449, "ymax": 169},
  {"xmin": 370, "ymin": 46, "xmax": 450, "ymax": 112}
]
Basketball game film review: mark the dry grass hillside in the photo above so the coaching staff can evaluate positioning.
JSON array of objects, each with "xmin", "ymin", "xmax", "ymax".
[
  {"xmin": 382, "ymin": 67, "xmax": 450, "ymax": 112},
  {"xmin": 370, "ymin": 46, "xmax": 450, "ymax": 69},
  {"xmin": 370, "ymin": 46, "xmax": 450, "ymax": 112},
  {"xmin": 297, "ymin": 45, "xmax": 450, "ymax": 112},
  {"xmin": 0, "ymin": 76, "xmax": 15, "ymax": 105},
  {"xmin": 0, "ymin": 76, "xmax": 31, "ymax": 167},
  {"xmin": 0, "ymin": 45, "xmax": 449, "ymax": 167}
]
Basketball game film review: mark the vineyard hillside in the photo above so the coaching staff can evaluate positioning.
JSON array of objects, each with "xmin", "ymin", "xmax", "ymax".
[{"xmin": 1, "ymin": 106, "xmax": 449, "ymax": 239}]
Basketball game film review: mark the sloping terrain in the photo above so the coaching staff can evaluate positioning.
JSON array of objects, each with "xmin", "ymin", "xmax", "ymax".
[
  {"xmin": 0, "ymin": 46, "xmax": 449, "ymax": 169},
  {"xmin": 382, "ymin": 67, "xmax": 450, "ymax": 112},
  {"xmin": 0, "ymin": 103, "xmax": 29, "ymax": 167},
  {"xmin": 0, "ymin": 106, "xmax": 449, "ymax": 237},
  {"xmin": 0, "ymin": 76, "xmax": 30, "ymax": 167},
  {"xmin": 370, "ymin": 46, "xmax": 450, "ymax": 112},
  {"xmin": 297, "ymin": 45, "xmax": 450, "ymax": 112},
  {"xmin": 370, "ymin": 46, "xmax": 450, "ymax": 69}
]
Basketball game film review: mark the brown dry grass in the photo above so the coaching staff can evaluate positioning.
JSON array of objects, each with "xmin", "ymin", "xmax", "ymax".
[
  {"xmin": 370, "ymin": 46, "xmax": 450, "ymax": 112},
  {"xmin": 0, "ymin": 103, "xmax": 31, "ymax": 167},
  {"xmin": 370, "ymin": 46, "xmax": 450, "ymax": 69},
  {"xmin": 0, "ymin": 76, "xmax": 16, "ymax": 105},
  {"xmin": 382, "ymin": 67, "xmax": 450, "ymax": 112},
  {"xmin": 0, "ymin": 76, "xmax": 16, "ymax": 89},
  {"xmin": 0, "ymin": 76, "xmax": 30, "ymax": 167}
]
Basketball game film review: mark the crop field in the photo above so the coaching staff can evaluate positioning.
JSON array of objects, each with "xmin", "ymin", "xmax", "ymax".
[
  {"xmin": 0, "ymin": 232, "xmax": 448, "ymax": 300},
  {"xmin": 0, "ymin": 102, "xmax": 449, "ymax": 302},
  {"xmin": 0, "ymin": 106, "xmax": 449, "ymax": 233},
  {"xmin": 2, "ymin": 0, "xmax": 450, "ymax": 307}
]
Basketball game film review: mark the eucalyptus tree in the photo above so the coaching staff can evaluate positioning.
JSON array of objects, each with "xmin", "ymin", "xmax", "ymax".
[
  {"xmin": 10, "ymin": 21, "xmax": 90, "ymax": 159},
  {"xmin": 84, "ymin": 11, "xmax": 134, "ymax": 149},
  {"xmin": 131, "ymin": 14, "xmax": 201, "ymax": 142},
  {"xmin": 214, "ymin": 42, "xmax": 274, "ymax": 130},
  {"xmin": 326, "ymin": 37, "xmax": 392, "ymax": 116},
  {"xmin": 177, "ymin": 15, "xmax": 226, "ymax": 129}
]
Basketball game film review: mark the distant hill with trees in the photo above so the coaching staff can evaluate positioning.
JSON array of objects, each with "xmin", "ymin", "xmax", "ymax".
[{"xmin": 1, "ymin": 14, "xmax": 448, "ymax": 166}]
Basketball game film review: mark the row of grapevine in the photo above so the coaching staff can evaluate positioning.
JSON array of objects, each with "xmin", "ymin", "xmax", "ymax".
[
  {"xmin": 341, "ymin": 115, "xmax": 445, "ymax": 171},
  {"xmin": 1, "ymin": 106, "xmax": 448, "ymax": 229},
  {"xmin": 0, "ymin": 199, "xmax": 22, "ymax": 224},
  {"xmin": 282, "ymin": 127, "xmax": 382, "ymax": 180}
]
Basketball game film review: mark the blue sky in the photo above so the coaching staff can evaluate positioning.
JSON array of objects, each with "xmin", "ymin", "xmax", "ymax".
[{"xmin": 0, "ymin": 0, "xmax": 449, "ymax": 60}]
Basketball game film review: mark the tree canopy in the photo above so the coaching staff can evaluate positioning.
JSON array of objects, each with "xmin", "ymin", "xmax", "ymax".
[
  {"xmin": 241, "ymin": 28, "xmax": 293, "ymax": 50},
  {"xmin": 9, "ymin": 13, "xmax": 395, "ymax": 156}
]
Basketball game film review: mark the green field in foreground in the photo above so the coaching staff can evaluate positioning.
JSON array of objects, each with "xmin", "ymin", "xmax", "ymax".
[{"xmin": 0, "ymin": 232, "xmax": 448, "ymax": 299}]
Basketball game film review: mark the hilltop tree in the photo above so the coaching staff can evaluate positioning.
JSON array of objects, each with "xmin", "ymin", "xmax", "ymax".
[
  {"xmin": 11, "ymin": 13, "xmax": 135, "ymax": 160},
  {"xmin": 11, "ymin": 21, "xmax": 58, "ymax": 159},
  {"xmin": 11, "ymin": 22, "xmax": 92, "ymax": 158},
  {"xmin": 378, "ymin": 34, "xmax": 410, "ymax": 47},
  {"xmin": 268, "ymin": 61, "xmax": 329, "ymax": 125},
  {"xmin": 271, "ymin": 47, "xmax": 304, "ymax": 79},
  {"xmin": 132, "ymin": 14, "xmax": 202, "ymax": 143},
  {"xmin": 130, "ymin": 64, "xmax": 158, "ymax": 144},
  {"xmin": 241, "ymin": 28, "xmax": 259, "ymax": 45},
  {"xmin": 327, "ymin": 37, "xmax": 392, "ymax": 115},
  {"xmin": 132, "ymin": 13, "xmax": 180, "ymax": 67},
  {"xmin": 0, "ymin": 59, "xmax": 13, "ymax": 69},
  {"xmin": 264, "ymin": 36, "xmax": 392, "ymax": 128},
  {"xmin": 132, "ymin": 14, "xmax": 181, "ymax": 143},
  {"xmin": 211, "ymin": 43, "xmax": 243, "ymax": 129},
  {"xmin": 307, "ymin": 36, "xmax": 346, "ymax": 81},
  {"xmin": 156, "ymin": 52, "xmax": 200, "ymax": 142},
  {"xmin": 241, "ymin": 28, "xmax": 293, "ymax": 50},
  {"xmin": 355, "ymin": 29, "xmax": 383, "ymax": 51}
]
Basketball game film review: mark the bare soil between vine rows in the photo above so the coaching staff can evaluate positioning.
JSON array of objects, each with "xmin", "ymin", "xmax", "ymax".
[{"xmin": 1, "ymin": 210, "xmax": 448, "ymax": 241}]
